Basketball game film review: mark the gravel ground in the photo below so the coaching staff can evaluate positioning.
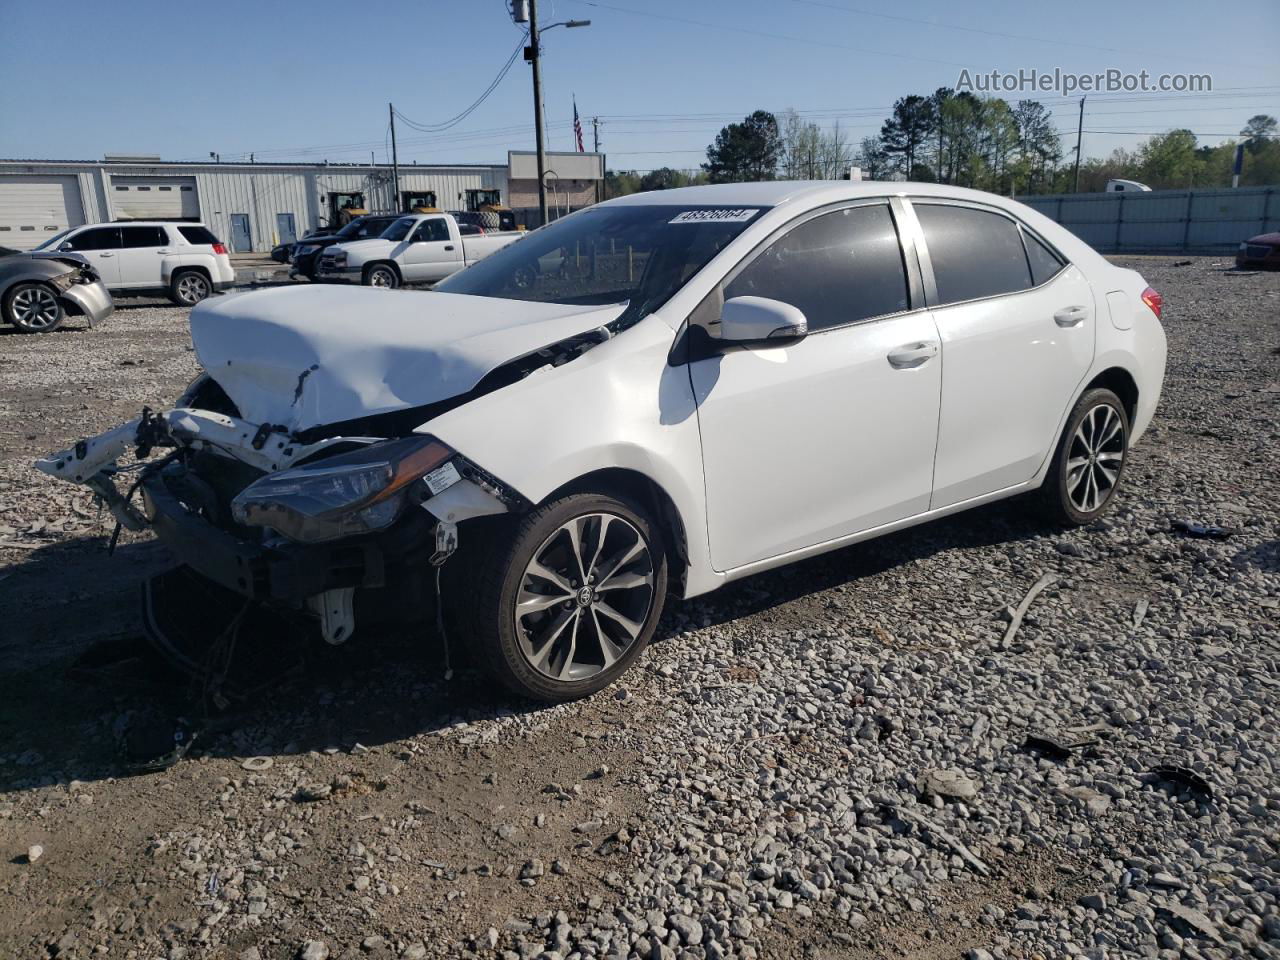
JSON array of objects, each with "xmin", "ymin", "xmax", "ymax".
[{"xmin": 0, "ymin": 259, "xmax": 1277, "ymax": 960}]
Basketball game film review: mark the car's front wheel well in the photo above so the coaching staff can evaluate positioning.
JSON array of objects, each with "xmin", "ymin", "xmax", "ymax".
[
  {"xmin": 364, "ymin": 261, "xmax": 401, "ymax": 281},
  {"xmin": 542, "ymin": 468, "xmax": 689, "ymax": 595},
  {"xmin": 1083, "ymin": 367, "xmax": 1138, "ymax": 423},
  {"xmin": 172, "ymin": 265, "xmax": 211, "ymax": 284}
]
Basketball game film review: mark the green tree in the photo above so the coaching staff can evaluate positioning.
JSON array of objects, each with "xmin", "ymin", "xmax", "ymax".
[
  {"xmin": 1139, "ymin": 129, "xmax": 1201, "ymax": 188},
  {"xmin": 879, "ymin": 95, "xmax": 935, "ymax": 178},
  {"xmin": 703, "ymin": 111, "xmax": 781, "ymax": 183},
  {"xmin": 1241, "ymin": 114, "xmax": 1277, "ymax": 155},
  {"xmin": 604, "ymin": 169, "xmax": 642, "ymax": 198},
  {"xmin": 638, "ymin": 167, "xmax": 692, "ymax": 191}
]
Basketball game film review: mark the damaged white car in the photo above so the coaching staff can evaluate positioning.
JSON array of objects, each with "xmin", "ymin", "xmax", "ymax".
[{"xmin": 37, "ymin": 182, "xmax": 1166, "ymax": 702}]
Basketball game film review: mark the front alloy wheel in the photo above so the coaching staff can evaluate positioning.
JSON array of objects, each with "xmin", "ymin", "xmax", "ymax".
[
  {"xmin": 1040, "ymin": 387, "xmax": 1129, "ymax": 525},
  {"xmin": 458, "ymin": 492, "xmax": 668, "ymax": 701},
  {"xmin": 5, "ymin": 282, "xmax": 64, "ymax": 332},
  {"xmin": 365, "ymin": 265, "xmax": 399, "ymax": 289}
]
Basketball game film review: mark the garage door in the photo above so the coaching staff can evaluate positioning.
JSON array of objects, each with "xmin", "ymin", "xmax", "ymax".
[
  {"xmin": 110, "ymin": 176, "xmax": 199, "ymax": 220},
  {"xmin": 0, "ymin": 174, "xmax": 86, "ymax": 249}
]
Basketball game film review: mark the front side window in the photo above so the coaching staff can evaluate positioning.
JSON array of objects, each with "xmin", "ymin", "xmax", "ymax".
[
  {"xmin": 412, "ymin": 218, "xmax": 450, "ymax": 243},
  {"xmin": 63, "ymin": 227, "xmax": 121, "ymax": 251},
  {"xmin": 435, "ymin": 204, "xmax": 767, "ymax": 327},
  {"xmin": 33, "ymin": 229, "xmax": 74, "ymax": 251},
  {"xmin": 915, "ymin": 203, "xmax": 1031, "ymax": 305},
  {"xmin": 724, "ymin": 203, "xmax": 909, "ymax": 332},
  {"xmin": 120, "ymin": 226, "xmax": 166, "ymax": 248}
]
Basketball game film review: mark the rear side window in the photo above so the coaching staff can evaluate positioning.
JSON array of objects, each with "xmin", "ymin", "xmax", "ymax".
[
  {"xmin": 1023, "ymin": 230, "xmax": 1066, "ymax": 286},
  {"xmin": 178, "ymin": 226, "xmax": 219, "ymax": 245},
  {"xmin": 725, "ymin": 203, "xmax": 908, "ymax": 332},
  {"xmin": 120, "ymin": 226, "xmax": 166, "ymax": 248},
  {"xmin": 65, "ymin": 227, "xmax": 121, "ymax": 251},
  {"xmin": 915, "ymin": 203, "xmax": 1031, "ymax": 305}
]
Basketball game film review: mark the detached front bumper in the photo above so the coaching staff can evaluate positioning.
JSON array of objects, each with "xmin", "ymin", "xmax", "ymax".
[
  {"xmin": 61, "ymin": 279, "xmax": 114, "ymax": 327},
  {"xmin": 140, "ymin": 466, "xmax": 435, "ymax": 604}
]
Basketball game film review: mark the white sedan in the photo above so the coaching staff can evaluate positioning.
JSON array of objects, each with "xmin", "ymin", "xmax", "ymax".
[{"xmin": 38, "ymin": 181, "xmax": 1166, "ymax": 702}]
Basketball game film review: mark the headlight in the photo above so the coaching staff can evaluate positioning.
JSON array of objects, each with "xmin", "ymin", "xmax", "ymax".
[
  {"xmin": 328, "ymin": 250, "xmax": 347, "ymax": 264},
  {"xmin": 49, "ymin": 271, "xmax": 77, "ymax": 292},
  {"xmin": 297, "ymin": 245, "xmax": 317, "ymax": 255},
  {"xmin": 231, "ymin": 435, "xmax": 453, "ymax": 543}
]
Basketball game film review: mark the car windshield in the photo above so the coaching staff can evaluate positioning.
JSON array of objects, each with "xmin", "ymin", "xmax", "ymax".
[
  {"xmin": 380, "ymin": 217, "xmax": 415, "ymax": 242},
  {"xmin": 33, "ymin": 229, "xmax": 73, "ymax": 251},
  {"xmin": 435, "ymin": 204, "xmax": 767, "ymax": 325}
]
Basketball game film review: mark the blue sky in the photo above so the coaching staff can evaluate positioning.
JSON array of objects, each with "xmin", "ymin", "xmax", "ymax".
[{"xmin": 1, "ymin": 0, "xmax": 1276, "ymax": 170}]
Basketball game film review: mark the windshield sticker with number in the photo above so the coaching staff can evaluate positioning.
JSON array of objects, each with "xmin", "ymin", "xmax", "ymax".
[{"xmin": 669, "ymin": 209, "xmax": 760, "ymax": 225}]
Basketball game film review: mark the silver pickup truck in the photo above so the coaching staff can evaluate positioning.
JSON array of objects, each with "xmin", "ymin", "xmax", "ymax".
[{"xmin": 317, "ymin": 212, "xmax": 522, "ymax": 288}]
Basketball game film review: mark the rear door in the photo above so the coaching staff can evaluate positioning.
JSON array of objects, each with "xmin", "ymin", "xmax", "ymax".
[
  {"xmin": 62, "ymin": 226, "xmax": 122, "ymax": 286},
  {"xmin": 115, "ymin": 225, "xmax": 168, "ymax": 288},
  {"xmin": 398, "ymin": 216, "xmax": 461, "ymax": 282},
  {"xmin": 910, "ymin": 200, "xmax": 1095, "ymax": 508},
  {"xmin": 688, "ymin": 200, "xmax": 943, "ymax": 571}
]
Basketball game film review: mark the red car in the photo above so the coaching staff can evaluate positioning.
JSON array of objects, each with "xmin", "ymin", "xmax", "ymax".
[{"xmin": 1237, "ymin": 232, "xmax": 1280, "ymax": 269}]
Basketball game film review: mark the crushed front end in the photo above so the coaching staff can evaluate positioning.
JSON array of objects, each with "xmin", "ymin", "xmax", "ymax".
[{"xmin": 35, "ymin": 392, "xmax": 519, "ymax": 660}]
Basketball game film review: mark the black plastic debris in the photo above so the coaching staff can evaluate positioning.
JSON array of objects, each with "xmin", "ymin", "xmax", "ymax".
[
  {"xmin": 1149, "ymin": 764, "xmax": 1214, "ymax": 801},
  {"xmin": 1171, "ymin": 520, "xmax": 1235, "ymax": 539},
  {"xmin": 1024, "ymin": 733, "xmax": 1076, "ymax": 761},
  {"xmin": 121, "ymin": 710, "xmax": 198, "ymax": 774}
]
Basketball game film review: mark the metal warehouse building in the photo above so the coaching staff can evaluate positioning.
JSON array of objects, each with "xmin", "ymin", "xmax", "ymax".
[{"xmin": 0, "ymin": 151, "xmax": 603, "ymax": 253}]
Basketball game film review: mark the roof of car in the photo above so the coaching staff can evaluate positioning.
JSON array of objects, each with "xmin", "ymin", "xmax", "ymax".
[
  {"xmin": 99, "ymin": 220, "xmax": 211, "ymax": 227},
  {"xmin": 603, "ymin": 180, "xmax": 1029, "ymax": 210}
]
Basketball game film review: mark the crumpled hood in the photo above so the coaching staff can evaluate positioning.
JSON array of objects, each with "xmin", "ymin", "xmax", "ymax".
[{"xmin": 190, "ymin": 286, "xmax": 625, "ymax": 432}]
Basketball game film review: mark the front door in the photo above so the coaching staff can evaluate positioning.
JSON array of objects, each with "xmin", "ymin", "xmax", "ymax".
[
  {"xmin": 688, "ymin": 202, "xmax": 943, "ymax": 572},
  {"xmin": 910, "ymin": 201, "xmax": 1096, "ymax": 509},
  {"xmin": 398, "ymin": 216, "xmax": 459, "ymax": 282},
  {"xmin": 229, "ymin": 214, "xmax": 252, "ymax": 253},
  {"xmin": 276, "ymin": 213, "xmax": 296, "ymax": 246},
  {"xmin": 61, "ymin": 226, "xmax": 122, "ymax": 286}
]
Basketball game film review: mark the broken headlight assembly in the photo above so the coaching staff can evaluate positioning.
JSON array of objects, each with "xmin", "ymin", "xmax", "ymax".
[{"xmin": 231, "ymin": 435, "xmax": 453, "ymax": 543}]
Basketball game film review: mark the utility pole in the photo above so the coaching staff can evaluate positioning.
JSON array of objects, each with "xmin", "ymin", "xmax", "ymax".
[
  {"xmin": 592, "ymin": 117, "xmax": 602, "ymax": 203},
  {"xmin": 528, "ymin": 0, "xmax": 549, "ymax": 225},
  {"xmin": 1072, "ymin": 96, "xmax": 1085, "ymax": 193},
  {"xmin": 389, "ymin": 102, "xmax": 400, "ymax": 211}
]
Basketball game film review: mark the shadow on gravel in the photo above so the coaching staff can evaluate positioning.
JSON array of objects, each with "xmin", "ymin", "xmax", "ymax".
[
  {"xmin": 674, "ymin": 497, "xmax": 1051, "ymax": 634},
  {"xmin": 0, "ymin": 497, "xmax": 1048, "ymax": 794},
  {"xmin": 1232, "ymin": 539, "xmax": 1279, "ymax": 572}
]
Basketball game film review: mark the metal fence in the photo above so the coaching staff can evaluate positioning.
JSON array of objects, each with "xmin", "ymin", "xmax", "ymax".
[{"xmin": 1017, "ymin": 185, "xmax": 1278, "ymax": 254}]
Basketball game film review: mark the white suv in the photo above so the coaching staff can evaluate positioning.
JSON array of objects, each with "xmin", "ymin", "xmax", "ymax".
[{"xmin": 33, "ymin": 222, "xmax": 236, "ymax": 306}]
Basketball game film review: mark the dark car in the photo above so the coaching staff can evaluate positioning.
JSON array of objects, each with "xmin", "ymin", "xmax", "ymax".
[
  {"xmin": 0, "ymin": 245, "xmax": 113, "ymax": 333},
  {"xmin": 289, "ymin": 215, "xmax": 403, "ymax": 280},
  {"xmin": 1237, "ymin": 232, "xmax": 1280, "ymax": 269}
]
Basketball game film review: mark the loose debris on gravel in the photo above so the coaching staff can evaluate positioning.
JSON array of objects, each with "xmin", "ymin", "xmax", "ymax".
[{"xmin": 1, "ymin": 260, "xmax": 1278, "ymax": 959}]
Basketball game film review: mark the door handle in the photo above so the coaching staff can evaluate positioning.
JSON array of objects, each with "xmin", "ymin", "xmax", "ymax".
[
  {"xmin": 443, "ymin": 245, "xmax": 455, "ymax": 251},
  {"xmin": 99, "ymin": 253, "xmax": 114, "ymax": 258},
  {"xmin": 156, "ymin": 249, "xmax": 171, "ymax": 254},
  {"xmin": 1054, "ymin": 305, "xmax": 1088, "ymax": 327},
  {"xmin": 887, "ymin": 342, "xmax": 938, "ymax": 369}
]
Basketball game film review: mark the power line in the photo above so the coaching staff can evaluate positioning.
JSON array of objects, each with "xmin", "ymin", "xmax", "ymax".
[
  {"xmin": 394, "ymin": 33, "xmax": 528, "ymax": 133},
  {"xmin": 566, "ymin": 0, "xmax": 972, "ymax": 68}
]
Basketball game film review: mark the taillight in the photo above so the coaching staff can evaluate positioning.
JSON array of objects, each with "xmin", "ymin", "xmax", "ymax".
[
  {"xmin": 1140, "ymin": 286, "xmax": 1162, "ymax": 319},
  {"xmin": 212, "ymin": 242, "xmax": 227, "ymax": 255}
]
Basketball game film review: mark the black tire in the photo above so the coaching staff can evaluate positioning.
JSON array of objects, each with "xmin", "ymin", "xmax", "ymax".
[
  {"xmin": 363, "ymin": 263, "xmax": 400, "ymax": 289},
  {"xmin": 170, "ymin": 270, "xmax": 212, "ymax": 306},
  {"xmin": 455, "ymin": 492, "xmax": 669, "ymax": 702},
  {"xmin": 4, "ymin": 282, "xmax": 64, "ymax": 333},
  {"xmin": 1039, "ymin": 387, "xmax": 1130, "ymax": 525}
]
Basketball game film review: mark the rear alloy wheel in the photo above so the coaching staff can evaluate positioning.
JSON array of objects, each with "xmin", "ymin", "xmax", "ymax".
[
  {"xmin": 365, "ymin": 264, "xmax": 399, "ymax": 289},
  {"xmin": 460, "ymin": 493, "xmax": 668, "ymax": 702},
  {"xmin": 171, "ymin": 271, "xmax": 212, "ymax": 306},
  {"xmin": 1040, "ymin": 387, "xmax": 1129, "ymax": 525},
  {"xmin": 5, "ymin": 282, "xmax": 64, "ymax": 333}
]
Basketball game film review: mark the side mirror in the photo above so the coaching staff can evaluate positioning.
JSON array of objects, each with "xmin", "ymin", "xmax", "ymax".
[
  {"xmin": 719, "ymin": 296, "xmax": 808, "ymax": 344},
  {"xmin": 58, "ymin": 242, "xmax": 73, "ymax": 252}
]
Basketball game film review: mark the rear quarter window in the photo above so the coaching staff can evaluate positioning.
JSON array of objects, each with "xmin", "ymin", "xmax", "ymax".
[
  {"xmin": 915, "ymin": 203, "xmax": 1032, "ymax": 305},
  {"xmin": 178, "ymin": 226, "xmax": 220, "ymax": 245},
  {"xmin": 1023, "ymin": 230, "xmax": 1066, "ymax": 286}
]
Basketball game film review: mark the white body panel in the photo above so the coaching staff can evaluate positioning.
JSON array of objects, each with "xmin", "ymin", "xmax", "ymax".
[
  {"xmin": 929, "ymin": 266, "xmax": 1096, "ymax": 508},
  {"xmin": 690, "ymin": 311, "xmax": 942, "ymax": 570}
]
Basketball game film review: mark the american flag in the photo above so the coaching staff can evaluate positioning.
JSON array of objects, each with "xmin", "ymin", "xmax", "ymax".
[{"xmin": 573, "ymin": 98, "xmax": 585, "ymax": 152}]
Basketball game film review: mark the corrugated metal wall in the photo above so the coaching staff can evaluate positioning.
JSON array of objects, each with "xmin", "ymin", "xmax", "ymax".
[
  {"xmin": 0, "ymin": 161, "xmax": 510, "ymax": 253},
  {"xmin": 1018, "ymin": 186, "xmax": 1279, "ymax": 253}
]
